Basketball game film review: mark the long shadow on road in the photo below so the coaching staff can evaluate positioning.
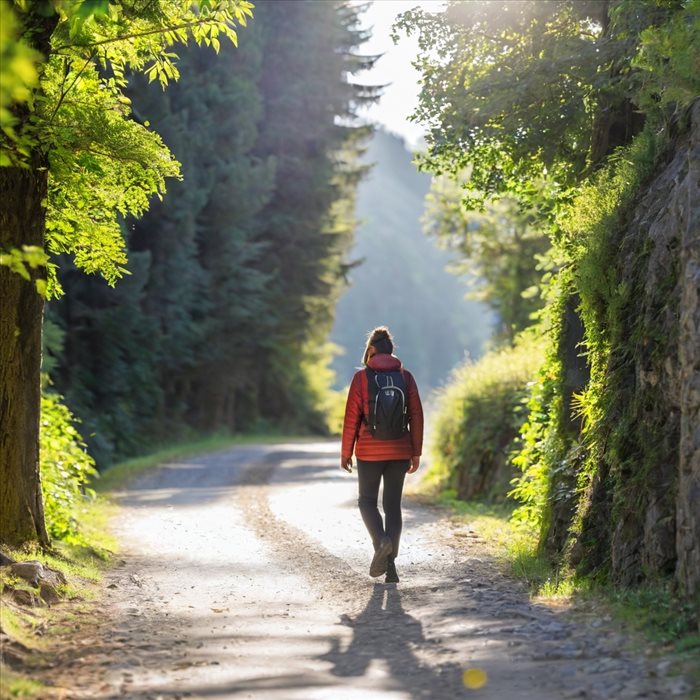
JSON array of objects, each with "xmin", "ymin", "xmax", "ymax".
[
  {"xmin": 322, "ymin": 583, "xmax": 465, "ymax": 698},
  {"xmin": 112, "ymin": 583, "xmax": 466, "ymax": 700}
]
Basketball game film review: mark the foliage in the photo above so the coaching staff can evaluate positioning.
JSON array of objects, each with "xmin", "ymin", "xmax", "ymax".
[
  {"xmin": 1, "ymin": 0, "xmax": 253, "ymax": 290},
  {"xmin": 631, "ymin": 0, "xmax": 700, "ymax": 122},
  {"xmin": 611, "ymin": 584, "xmax": 700, "ymax": 648},
  {"xmin": 39, "ymin": 388, "xmax": 98, "ymax": 543},
  {"xmin": 0, "ymin": 245, "xmax": 49, "ymax": 295},
  {"xmin": 396, "ymin": 0, "xmax": 679, "ymax": 215},
  {"xmin": 423, "ymin": 182, "xmax": 550, "ymax": 343},
  {"xmin": 42, "ymin": 61, "xmax": 180, "ymax": 293},
  {"xmin": 0, "ymin": 2, "xmax": 39, "ymax": 147},
  {"xmin": 406, "ymin": 0, "xmax": 700, "ymax": 592},
  {"xmin": 510, "ymin": 125, "xmax": 669, "ymax": 576},
  {"xmin": 47, "ymin": 1, "xmax": 377, "ymax": 465},
  {"xmin": 509, "ymin": 271, "xmax": 572, "ymax": 532},
  {"xmin": 428, "ymin": 331, "xmax": 545, "ymax": 502},
  {"xmin": 2, "ymin": 1, "xmax": 254, "ymax": 549}
]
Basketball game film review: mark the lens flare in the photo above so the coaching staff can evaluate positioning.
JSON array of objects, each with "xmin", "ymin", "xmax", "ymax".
[{"xmin": 462, "ymin": 667, "xmax": 488, "ymax": 689}]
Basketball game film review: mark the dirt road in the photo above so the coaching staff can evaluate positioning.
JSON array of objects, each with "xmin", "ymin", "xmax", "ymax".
[{"xmin": 48, "ymin": 441, "xmax": 689, "ymax": 699}]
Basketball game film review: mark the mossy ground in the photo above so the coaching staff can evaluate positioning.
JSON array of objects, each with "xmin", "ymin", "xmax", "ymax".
[{"xmin": 0, "ymin": 512, "xmax": 112, "ymax": 700}]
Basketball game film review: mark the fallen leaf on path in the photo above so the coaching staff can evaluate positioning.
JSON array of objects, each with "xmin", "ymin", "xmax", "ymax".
[{"xmin": 210, "ymin": 607, "xmax": 229, "ymax": 613}]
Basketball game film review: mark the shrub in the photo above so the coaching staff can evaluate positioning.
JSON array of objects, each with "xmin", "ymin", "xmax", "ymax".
[
  {"xmin": 428, "ymin": 332, "xmax": 545, "ymax": 501},
  {"xmin": 40, "ymin": 390, "xmax": 98, "ymax": 543}
]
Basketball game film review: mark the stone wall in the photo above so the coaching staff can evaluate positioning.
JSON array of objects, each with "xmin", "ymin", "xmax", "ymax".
[
  {"xmin": 676, "ymin": 100, "xmax": 700, "ymax": 604},
  {"xmin": 565, "ymin": 101, "xmax": 700, "ymax": 604}
]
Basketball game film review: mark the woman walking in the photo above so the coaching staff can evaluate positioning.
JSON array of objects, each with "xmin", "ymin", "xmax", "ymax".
[{"xmin": 340, "ymin": 326, "xmax": 424, "ymax": 583}]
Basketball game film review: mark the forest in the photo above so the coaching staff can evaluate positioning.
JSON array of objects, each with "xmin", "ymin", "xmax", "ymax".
[
  {"xmin": 0, "ymin": 0, "xmax": 699, "ymax": 677},
  {"xmin": 1, "ymin": 0, "xmax": 376, "ymax": 545}
]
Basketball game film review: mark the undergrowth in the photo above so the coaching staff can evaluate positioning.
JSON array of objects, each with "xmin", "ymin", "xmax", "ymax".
[
  {"xmin": 510, "ymin": 126, "xmax": 668, "ymax": 571},
  {"xmin": 427, "ymin": 331, "xmax": 545, "ymax": 502},
  {"xmin": 40, "ymin": 387, "xmax": 98, "ymax": 545}
]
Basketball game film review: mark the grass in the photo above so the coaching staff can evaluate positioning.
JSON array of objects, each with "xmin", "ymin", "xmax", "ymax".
[
  {"xmin": 0, "ymin": 670, "xmax": 46, "ymax": 700},
  {"xmin": 426, "ymin": 332, "xmax": 545, "ymax": 502},
  {"xmin": 607, "ymin": 586, "xmax": 700, "ymax": 649},
  {"xmin": 0, "ymin": 498, "xmax": 116, "ymax": 700},
  {"xmin": 431, "ymin": 489, "xmax": 570, "ymax": 594}
]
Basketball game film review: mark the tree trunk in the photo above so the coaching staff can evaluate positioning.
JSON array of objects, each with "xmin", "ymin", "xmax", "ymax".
[
  {"xmin": 0, "ymin": 162, "xmax": 50, "ymax": 547},
  {"xmin": 0, "ymin": 5, "xmax": 59, "ymax": 548},
  {"xmin": 676, "ymin": 99, "xmax": 700, "ymax": 605}
]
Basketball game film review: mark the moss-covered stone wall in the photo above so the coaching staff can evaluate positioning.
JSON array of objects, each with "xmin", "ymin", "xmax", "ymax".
[{"xmin": 513, "ymin": 101, "xmax": 700, "ymax": 608}]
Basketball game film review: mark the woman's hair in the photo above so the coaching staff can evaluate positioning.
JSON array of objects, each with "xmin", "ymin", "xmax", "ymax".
[{"xmin": 362, "ymin": 326, "xmax": 394, "ymax": 366}]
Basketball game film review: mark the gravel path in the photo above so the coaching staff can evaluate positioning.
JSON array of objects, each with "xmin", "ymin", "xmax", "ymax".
[{"xmin": 44, "ymin": 441, "xmax": 692, "ymax": 699}]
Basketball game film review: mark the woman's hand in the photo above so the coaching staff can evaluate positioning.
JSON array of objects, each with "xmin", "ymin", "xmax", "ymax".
[
  {"xmin": 408, "ymin": 456, "xmax": 420, "ymax": 474},
  {"xmin": 340, "ymin": 456, "xmax": 353, "ymax": 473}
]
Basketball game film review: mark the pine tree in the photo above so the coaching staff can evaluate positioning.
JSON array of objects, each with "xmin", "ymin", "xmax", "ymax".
[{"xmin": 49, "ymin": 0, "xmax": 377, "ymax": 460}]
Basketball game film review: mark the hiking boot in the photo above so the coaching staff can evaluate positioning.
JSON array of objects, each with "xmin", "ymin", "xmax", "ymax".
[
  {"xmin": 385, "ymin": 559, "xmax": 399, "ymax": 584},
  {"xmin": 369, "ymin": 536, "xmax": 393, "ymax": 577}
]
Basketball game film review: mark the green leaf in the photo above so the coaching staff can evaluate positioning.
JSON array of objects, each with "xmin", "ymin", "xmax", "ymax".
[{"xmin": 74, "ymin": 0, "xmax": 111, "ymax": 21}]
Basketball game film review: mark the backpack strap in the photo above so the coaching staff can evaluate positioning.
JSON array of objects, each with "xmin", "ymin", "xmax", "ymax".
[{"xmin": 363, "ymin": 367, "xmax": 376, "ymax": 427}]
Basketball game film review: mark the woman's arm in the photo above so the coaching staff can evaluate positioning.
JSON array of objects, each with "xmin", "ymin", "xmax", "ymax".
[
  {"xmin": 340, "ymin": 372, "xmax": 363, "ymax": 471},
  {"xmin": 406, "ymin": 371, "xmax": 424, "ymax": 461}
]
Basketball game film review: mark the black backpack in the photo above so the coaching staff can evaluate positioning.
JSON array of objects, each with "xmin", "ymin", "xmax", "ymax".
[{"xmin": 365, "ymin": 368, "xmax": 408, "ymax": 440}]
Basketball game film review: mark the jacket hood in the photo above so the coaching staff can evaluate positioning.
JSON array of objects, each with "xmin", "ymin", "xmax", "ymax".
[{"xmin": 367, "ymin": 353, "xmax": 402, "ymax": 372}]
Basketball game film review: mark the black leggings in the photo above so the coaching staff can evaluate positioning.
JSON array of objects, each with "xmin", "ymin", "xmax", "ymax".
[{"xmin": 356, "ymin": 459, "xmax": 410, "ymax": 559}]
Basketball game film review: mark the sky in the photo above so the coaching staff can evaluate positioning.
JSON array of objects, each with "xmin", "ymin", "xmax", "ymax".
[{"xmin": 352, "ymin": 0, "xmax": 446, "ymax": 148}]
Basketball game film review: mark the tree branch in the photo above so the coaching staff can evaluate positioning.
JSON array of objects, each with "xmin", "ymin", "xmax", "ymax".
[
  {"xmin": 47, "ymin": 51, "xmax": 97, "ymax": 125},
  {"xmin": 53, "ymin": 16, "xmax": 232, "ymax": 52}
]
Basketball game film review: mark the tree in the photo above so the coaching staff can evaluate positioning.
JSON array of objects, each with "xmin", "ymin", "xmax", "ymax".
[
  {"xmin": 397, "ymin": 0, "xmax": 657, "ymax": 215},
  {"xmin": 0, "ymin": 0, "xmax": 253, "ymax": 547},
  {"xmin": 249, "ymin": 0, "xmax": 377, "ymax": 428},
  {"xmin": 47, "ymin": 0, "xmax": 378, "ymax": 462},
  {"xmin": 424, "ymin": 180, "xmax": 549, "ymax": 344},
  {"xmin": 403, "ymin": 0, "xmax": 700, "ymax": 599}
]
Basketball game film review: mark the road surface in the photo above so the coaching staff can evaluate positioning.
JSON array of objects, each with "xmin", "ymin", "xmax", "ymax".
[{"xmin": 46, "ymin": 441, "xmax": 686, "ymax": 699}]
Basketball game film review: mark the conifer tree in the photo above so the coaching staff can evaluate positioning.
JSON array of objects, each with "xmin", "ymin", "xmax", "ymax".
[{"xmin": 49, "ymin": 0, "xmax": 377, "ymax": 460}]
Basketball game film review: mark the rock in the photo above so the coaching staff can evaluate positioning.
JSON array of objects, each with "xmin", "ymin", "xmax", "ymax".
[
  {"xmin": 40, "ymin": 582, "xmax": 61, "ymax": 606},
  {"xmin": 10, "ymin": 561, "xmax": 44, "ymax": 586},
  {"xmin": 11, "ymin": 588, "xmax": 40, "ymax": 606},
  {"xmin": 8, "ymin": 561, "xmax": 66, "ymax": 595},
  {"xmin": 655, "ymin": 659, "xmax": 672, "ymax": 675},
  {"xmin": 664, "ymin": 677, "xmax": 692, "ymax": 696},
  {"xmin": 617, "ymin": 682, "xmax": 646, "ymax": 699},
  {"xmin": 40, "ymin": 567, "xmax": 66, "ymax": 587}
]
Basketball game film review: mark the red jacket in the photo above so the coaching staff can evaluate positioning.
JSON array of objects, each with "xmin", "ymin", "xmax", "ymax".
[{"xmin": 341, "ymin": 354, "xmax": 424, "ymax": 462}]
